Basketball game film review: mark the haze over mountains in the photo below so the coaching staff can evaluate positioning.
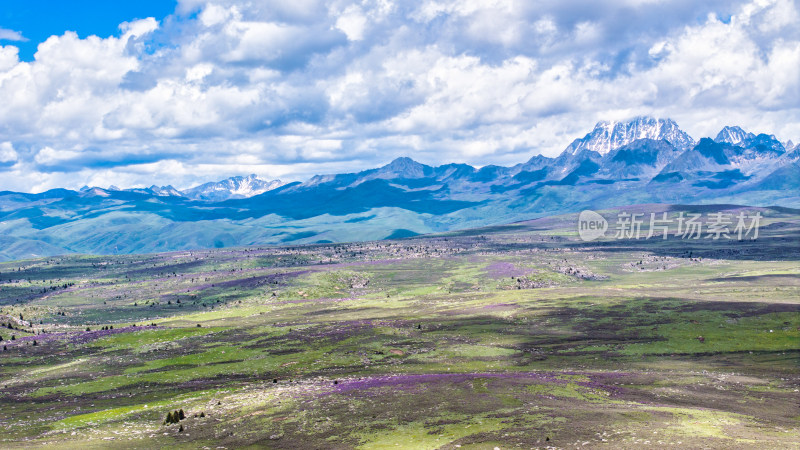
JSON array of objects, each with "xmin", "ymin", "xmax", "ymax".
[{"xmin": 1, "ymin": 116, "xmax": 798, "ymax": 261}]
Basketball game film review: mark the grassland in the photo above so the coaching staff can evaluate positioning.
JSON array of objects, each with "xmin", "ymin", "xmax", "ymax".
[{"xmin": 0, "ymin": 204, "xmax": 798, "ymax": 449}]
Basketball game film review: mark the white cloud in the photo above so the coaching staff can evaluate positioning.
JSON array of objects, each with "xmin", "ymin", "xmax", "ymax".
[
  {"xmin": 0, "ymin": 45, "xmax": 19, "ymax": 71},
  {"xmin": 119, "ymin": 17, "xmax": 159, "ymax": 38},
  {"xmin": 34, "ymin": 146, "xmax": 82, "ymax": 165},
  {"xmin": 0, "ymin": 0, "xmax": 797, "ymax": 192},
  {"xmin": 335, "ymin": 5, "xmax": 367, "ymax": 41},
  {"xmin": 0, "ymin": 141, "xmax": 17, "ymax": 162},
  {"xmin": 199, "ymin": 3, "xmax": 239, "ymax": 27},
  {"xmin": 0, "ymin": 28, "xmax": 27, "ymax": 42}
]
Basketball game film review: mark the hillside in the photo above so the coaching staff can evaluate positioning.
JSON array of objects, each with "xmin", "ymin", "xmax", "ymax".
[
  {"xmin": 1, "ymin": 204, "xmax": 798, "ymax": 447},
  {"xmin": 1, "ymin": 117, "xmax": 798, "ymax": 261}
]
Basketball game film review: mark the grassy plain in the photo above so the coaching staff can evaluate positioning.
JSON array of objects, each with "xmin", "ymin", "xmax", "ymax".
[{"xmin": 0, "ymin": 204, "xmax": 798, "ymax": 448}]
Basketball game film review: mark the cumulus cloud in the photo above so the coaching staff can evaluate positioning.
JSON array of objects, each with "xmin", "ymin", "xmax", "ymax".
[
  {"xmin": 0, "ymin": 0, "xmax": 797, "ymax": 192},
  {"xmin": 0, "ymin": 142, "xmax": 18, "ymax": 163}
]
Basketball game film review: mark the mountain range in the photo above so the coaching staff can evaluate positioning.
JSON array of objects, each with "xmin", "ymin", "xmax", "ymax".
[
  {"xmin": 1, "ymin": 116, "xmax": 798, "ymax": 261},
  {"xmin": 98, "ymin": 174, "xmax": 286, "ymax": 202}
]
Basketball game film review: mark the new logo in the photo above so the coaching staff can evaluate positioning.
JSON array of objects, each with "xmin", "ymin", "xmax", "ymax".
[{"xmin": 578, "ymin": 210, "xmax": 608, "ymax": 241}]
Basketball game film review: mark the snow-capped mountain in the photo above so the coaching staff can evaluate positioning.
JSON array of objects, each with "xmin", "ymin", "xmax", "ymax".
[
  {"xmin": 715, "ymin": 126, "xmax": 755, "ymax": 145},
  {"xmin": 182, "ymin": 174, "xmax": 286, "ymax": 201},
  {"xmin": 2, "ymin": 116, "xmax": 798, "ymax": 261},
  {"xmin": 659, "ymin": 133, "xmax": 787, "ymax": 179},
  {"xmin": 565, "ymin": 117, "xmax": 695, "ymax": 155},
  {"xmin": 102, "ymin": 175, "xmax": 286, "ymax": 201}
]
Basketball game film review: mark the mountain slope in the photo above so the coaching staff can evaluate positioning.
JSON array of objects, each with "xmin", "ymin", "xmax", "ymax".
[{"xmin": 0, "ymin": 116, "xmax": 798, "ymax": 261}]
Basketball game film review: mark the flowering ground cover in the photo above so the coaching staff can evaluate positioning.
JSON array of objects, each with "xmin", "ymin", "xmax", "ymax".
[{"xmin": 0, "ymin": 205, "xmax": 798, "ymax": 448}]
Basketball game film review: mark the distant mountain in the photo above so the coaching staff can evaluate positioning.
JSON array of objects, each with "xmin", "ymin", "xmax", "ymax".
[
  {"xmin": 600, "ymin": 139, "xmax": 682, "ymax": 179},
  {"xmin": 1, "ymin": 116, "xmax": 798, "ymax": 261},
  {"xmin": 181, "ymin": 174, "xmax": 286, "ymax": 201},
  {"xmin": 715, "ymin": 126, "xmax": 755, "ymax": 145},
  {"xmin": 565, "ymin": 117, "xmax": 695, "ymax": 155},
  {"xmin": 122, "ymin": 185, "xmax": 183, "ymax": 197},
  {"xmin": 656, "ymin": 134, "xmax": 787, "ymax": 188},
  {"xmin": 98, "ymin": 174, "xmax": 286, "ymax": 201}
]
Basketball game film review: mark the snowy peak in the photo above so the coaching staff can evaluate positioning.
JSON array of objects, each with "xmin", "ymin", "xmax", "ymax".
[
  {"xmin": 566, "ymin": 117, "xmax": 695, "ymax": 155},
  {"xmin": 715, "ymin": 126, "xmax": 755, "ymax": 146},
  {"xmin": 182, "ymin": 175, "xmax": 285, "ymax": 201}
]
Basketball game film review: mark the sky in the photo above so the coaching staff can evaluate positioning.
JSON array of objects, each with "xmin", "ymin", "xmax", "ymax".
[{"xmin": 0, "ymin": 0, "xmax": 798, "ymax": 192}]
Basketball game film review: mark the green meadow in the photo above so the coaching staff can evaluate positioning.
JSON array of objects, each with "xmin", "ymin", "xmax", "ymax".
[{"xmin": 1, "ymin": 205, "xmax": 798, "ymax": 448}]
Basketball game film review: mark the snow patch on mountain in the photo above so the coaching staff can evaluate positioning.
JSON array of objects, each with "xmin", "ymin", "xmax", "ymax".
[
  {"xmin": 715, "ymin": 126, "xmax": 755, "ymax": 145},
  {"xmin": 565, "ymin": 117, "xmax": 695, "ymax": 155},
  {"xmin": 182, "ymin": 174, "xmax": 286, "ymax": 201}
]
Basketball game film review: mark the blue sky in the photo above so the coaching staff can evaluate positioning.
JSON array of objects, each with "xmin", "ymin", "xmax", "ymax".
[
  {"xmin": 0, "ymin": 0, "xmax": 798, "ymax": 192},
  {"xmin": 0, "ymin": 1, "xmax": 177, "ymax": 61}
]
